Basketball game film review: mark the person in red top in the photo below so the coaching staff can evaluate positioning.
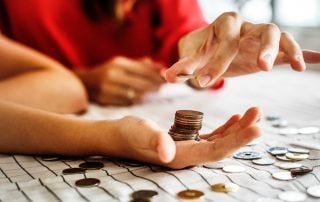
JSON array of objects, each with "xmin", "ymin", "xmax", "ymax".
[{"xmin": 2, "ymin": 0, "xmax": 319, "ymax": 107}]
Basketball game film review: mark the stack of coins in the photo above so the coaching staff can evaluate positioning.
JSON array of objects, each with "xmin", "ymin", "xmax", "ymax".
[{"xmin": 168, "ymin": 110, "xmax": 203, "ymax": 141}]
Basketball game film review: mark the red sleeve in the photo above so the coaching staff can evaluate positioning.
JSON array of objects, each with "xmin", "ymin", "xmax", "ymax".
[{"xmin": 154, "ymin": 0, "xmax": 207, "ymax": 66}]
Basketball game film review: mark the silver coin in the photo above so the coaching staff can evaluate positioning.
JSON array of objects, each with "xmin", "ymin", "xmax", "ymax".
[
  {"xmin": 252, "ymin": 158, "xmax": 275, "ymax": 166},
  {"xmin": 79, "ymin": 161, "xmax": 104, "ymax": 170},
  {"xmin": 288, "ymin": 148, "xmax": 309, "ymax": 154},
  {"xmin": 272, "ymin": 120, "xmax": 289, "ymax": 128},
  {"xmin": 279, "ymin": 127, "xmax": 299, "ymax": 135},
  {"xmin": 75, "ymin": 178, "xmax": 100, "ymax": 188},
  {"xmin": 222, "ymin": 165, "xmax": 246, "ymax": 173},
  {"xmin": 307, "ymin": 185, "xmax": 320, "ymax": 198},
  {"xmin": 276, "ymin": 155, "xmax": 295, "ymax": 162},
  {"xmin": 285, "ymin": 153, "xmax": 309, "ymax": 160},
  {"xmin": 272, "ymin": 172, "xmax": 294, "ymax": 181},
  {"xmin": 131, "ymin": 190, "xmax": 158, "ymax": 199},
  {"xmin": 298, "ymin": 126, "xmax": 320, "ymax": 135},
  {"xmin": 234, "ymin": 151, "xmax": 262, "ymax": 160},
  {"xmin": 203, "ymin": 161, "xmax": 225, "ymax": 169},
  {"xmin": 267, "ymin": 147, "xmax": 288, "ymax": 156},
  {"xmin": 278, "ymin": 191, "xmax": 306, "ymax": 202},
  {"xmin": 62, "ymin": 168, "xmax": 86, "ymax": 175},
  {"xmin": 275, "ymin": 162, "xmax": 302, "ymax": 170}
]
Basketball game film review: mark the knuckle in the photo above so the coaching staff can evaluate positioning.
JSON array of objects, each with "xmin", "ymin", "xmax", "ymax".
[
  {"xmin": 264, "ymin": 23, "xmax": 279, "ymax": 31},
  {"xmin": 224, "ymin": 11, "xmax": 240, "ymax": 19},
  {"xmin": 281, "ymin": 31, "xmax": 294, "ymax": 39}
]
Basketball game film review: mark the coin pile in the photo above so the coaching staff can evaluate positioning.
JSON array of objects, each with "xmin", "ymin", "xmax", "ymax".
[{"xmin": 168, "ymin": 110, "xmax": 203, "ymax": 141}]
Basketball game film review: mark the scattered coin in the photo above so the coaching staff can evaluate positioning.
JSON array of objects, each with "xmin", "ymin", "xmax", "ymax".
[
  {"xmin": 272, "ymin": 120, "xmax": 289, "ymax": 128},
  {"xmin": 285, "ymin": 153, "xmax": 308, "ymax": 161},
  {"xmin": 120, "ymin": 159, "xmax": 144, "ymax": 167},
  {"xmin": 234, "ymin": 151, "xmax": 262, "ymax": 160},
  {"xmin": 278, "ymin": 191, "xmax": 306, "ymax": 202},
  {"xmin": 75, "ymin": 178, "xmax": 100, "ymax": 188},
  {"xmin": 276, "ymin": 155, "xmax": 295, "ymax": 162},
  {"xmin": 41, "ymin": 155, "xmax": 60, "ymax": 161},
  {"xmin": 203, "ymin": 161, "xmax": 225, "ymax": 169},
  {"xmin": 211, "ymin": 182, "xmax": 239, "ymax": 193},
  {"xmin": 222, "ymin": 165, "xmax": 246, "ymax": 173},
  {"xmin": 275, "ymin": 163, "xmax": 302, "ymax": 170},
  {"xmin": 177, "ymin": 189, "xmax": 204, "ymax": 200},
  {"xmin": 86, "ymin": 156, "xmax": 105, "ymax": 161},
  {"xmin": 267, "ymin": 147, "xmax": 288, "ymax": 156},
  {"xmin": 307, "ymin": 185, "xmax": 320, "ymax": 198},
  {"xmin": 266, "ymin": 114, "xmax": 281, "ymax": 121},
  {"xmin": 288, "ymin": 148, "xmax": 309, "ymax": 154},
  {"xmin": 290, "ymin": 166, "xmax": 313, "ymax": 176},
  {"xmin": 62, "ymin": 168, "xmax": 86, "ymax": 175},
  {"xmin": 168, "ymin": 110, "xmax": 203, "ymax": 141},
  {"xmin": 129, "ymin": 199, "xmax": 150, "ymax": 202},
  {"xmin": 79, "ymin": 161, "xmax": 104, "ymax": 170},
  {"xmin": 252, "ymin": 158, "xmax": 275, "ymax": 166},
  {"xmin": 272, "ymin": 172, "xmax": 294, "ymax": 181},
  {"xmin": 298, "ymin": 126, "xmax": 320, "ymax": 135},
  {"xmin": 279, "ymin": 127, "xmax": 299, "ymax": 135},
  {"xmin": 131, "ymin": 190, "xmax": 158, "ymax": 200}
]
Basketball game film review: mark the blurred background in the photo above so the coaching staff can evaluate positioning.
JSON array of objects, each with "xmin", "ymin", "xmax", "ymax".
[{"xmin": 198, "ymin": 0, "xmax": 320, "ymax": 70}]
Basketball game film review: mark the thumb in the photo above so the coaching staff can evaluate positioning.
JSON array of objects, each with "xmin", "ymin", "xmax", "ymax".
[{"xmin": 154, "ymin": 133, "xmax": 176, "ymax": 163}]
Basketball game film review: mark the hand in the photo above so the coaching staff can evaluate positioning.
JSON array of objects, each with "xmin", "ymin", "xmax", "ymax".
[
  {"xmin": 106, "ymin": 107, "xmax": 261, "ymax": 169},
  {"xmin": 166, "ymin": 12, "xmax": 320, "ymax": 88},
  {"xmin": 76, "ymin": 56, "xmax": 165, "ymax": 105}
]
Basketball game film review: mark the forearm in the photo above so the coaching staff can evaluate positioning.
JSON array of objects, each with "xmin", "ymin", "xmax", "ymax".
[
  {"xmin": 0, "ymin": 70, "xmax": 88, "ymax": 113},
  {"xmin": 0, "ymin": 100, "xmax": 120, "ymax": 156}
]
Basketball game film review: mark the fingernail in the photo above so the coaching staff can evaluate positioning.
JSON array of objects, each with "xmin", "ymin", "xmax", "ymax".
[
  {"xmin": 296, "ymin": 54, "xmax": 303, "ymax": 62},
  {"xmin": 198, "ymin": 74, "xmax": 212, "ymax": 87},
  {"xmin": 263, "ymin": 53, "xmax": 273, "ymax": 67}
]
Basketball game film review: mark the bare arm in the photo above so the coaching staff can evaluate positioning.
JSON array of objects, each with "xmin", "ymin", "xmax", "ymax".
[{"xmin": 0, "ymin": 35, "xmax": 88, "ymax": 113}]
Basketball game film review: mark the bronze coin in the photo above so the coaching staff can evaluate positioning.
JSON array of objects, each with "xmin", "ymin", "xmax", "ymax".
[
  {"xmin": 75, "ymin": 178, "xmax": 100, "ymax": 187},
  {"xmin": 177, "ymin": 189, "xmax": 204, "ymax": 199},
  {"xmin": 79, "ymin": 161, "xmax": 104, "ymax": 170},
  {"xmin": 290, "ymin": 166, "xmax": 313, "ymax": 176},
  {"xmin": 41, "ymin": 155, "xmax": 60, "ymax": 161},
  {"xmin": 62, "ymin": 168, "xmax": 85, "ymax": 175},
  {"xmin": 131, "ymin": 190, "xmax": 158, "ymax": 199}
]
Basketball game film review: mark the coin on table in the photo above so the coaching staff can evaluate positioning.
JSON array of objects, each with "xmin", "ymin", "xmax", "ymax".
[
  {"xmin": 290, "ymin": 166, "xmax": 313, "ymax": 176},
  {"xmin": 278, "ymin": 191, "xmax": 306, "ymax": 202},
  {"xmin": 41, "ymin": 155, "xmax": 60, "ymax": 161},
  {"xmin": 75, "ymin": 178, "xmax": 100, "ymax": 188},
  {"xmin": 130, "ymin": 199, "xmax": 150, "ymax": 202},
  {"xmin": 276, "ymin": 155, "xmax": 295, "ymax": 162},
  {"xmin": 223, "ymin": 165, "xmax": 246, "ymax": 173},
  {"xmin": 298, "ymin": 126, "xmax": 320, "ymax": 135},
  {"xmin": 285, "ymin": 153, "xmax": 309, "ymax": 161},
  {"xmin": 272, "ymin": 172, "xmax": 294, "ymax": 181},
  {"xmin": 233, "ymin": 151, "xmax": 262, "ymax": 160},
  {"xmin": 177, "ymin": 189, "xmax": 204, "ymax": 200},
  {"xmin": 85, "ymin": 156, "xmax": 105, "ymax": 162},
  {"xmin": 62, "ymin": 168, "xmax": 86, "ymax": 175},
  {"xmin": 211, "ymin": 182, "xmax": 239, "ymax": 193},
  {"xmin": 267, "ymin": 147, "xmax": 288, "ymax": 156},
  {"xmin": 307, "ymin": 185, "xmax": 320, "ymax": 198},
  {"xmin": 79, "ymin": 161, "xmax": 104, "ymax": 170},
  {"xmin": 288, "ymin": 148, "xmax": 309, "ymax": 154},
  {"xmin": 275, "ymin": 162, "xmax": 302, "ymax": 170},
  {"xmin": 131, "ymin": 190, "xmax": 158, "ymax": 200},
  {"xmin": 252, "ymin": 158, "xmax": 275, "ymax": 166},
  {"xmin": 279, "ymin": 127, "xmax": 299, "ymax": 135},
  {"xmin": 203, "ymin": 161, "xmax": 225, "ymax": 169}
]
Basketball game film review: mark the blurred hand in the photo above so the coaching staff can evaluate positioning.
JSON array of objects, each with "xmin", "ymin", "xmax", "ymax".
[
  {"xmin": 166, "ymin": 12, "xmax": 320, "ymax": 88},
  {"xmin": 109, "ymin": 107, "xmax": 261, "ymax": 169},
  {"xmin": 76, "ymin": 56, "xmax": 165, "ymax": 105}
]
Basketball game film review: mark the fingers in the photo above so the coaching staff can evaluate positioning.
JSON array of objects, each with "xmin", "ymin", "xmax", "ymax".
[
  {"xmin": 200, "ymin": 114, "xmax": 241, "ymax": 140},
  {"xmin": 196, "ymin": 12, "xmax": 242, "ymax": 87},
  {"xmin": 279, "ymin": 32, "xmax": 306, "ymax": 71},
  {"xmin": 258, "ymin": 23, "xmax": 281, "ymax": 71},
  {"xmin": 302, "ymin": 50, "xmax": 320, "ymax": 63}
]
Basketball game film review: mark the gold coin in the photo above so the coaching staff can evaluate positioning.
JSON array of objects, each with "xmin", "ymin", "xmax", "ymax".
[
  {"xmin": 211, "ymin": 183, "xmax": 239, "ymax": 193},
  {"xmin": 177, "ymin": 189, "xmax": 204, "ymax": 199}
]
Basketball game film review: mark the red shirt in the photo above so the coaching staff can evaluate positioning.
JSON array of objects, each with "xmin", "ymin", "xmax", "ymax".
[{"xmin": 0, "ymin": 0, "xmax": 207, "ymax": 69}]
